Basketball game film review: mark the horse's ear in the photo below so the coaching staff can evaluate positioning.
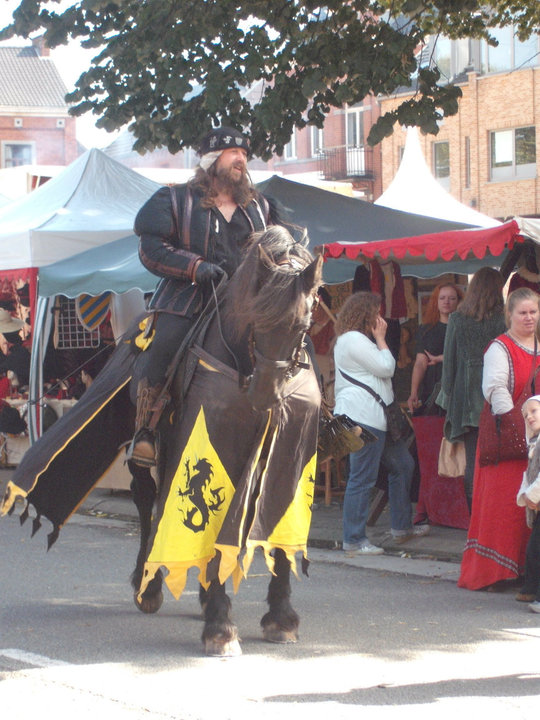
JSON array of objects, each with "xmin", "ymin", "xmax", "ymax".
[
  {"xmin": 300, "ymin": 255, "xmax": 323, "ymax": 293},
  {"xmin": 258, "ymin": 244, "xmax": 274, "ymax": 269}
]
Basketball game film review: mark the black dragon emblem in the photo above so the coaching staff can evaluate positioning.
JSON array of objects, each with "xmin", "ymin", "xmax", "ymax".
[
  {"xmin": 178, "ymin": 458, "xmax": 225, "ymax": 532},
  {"xmin": 306, "ymin": 472, "xmax": 315, "ymax": 510}
]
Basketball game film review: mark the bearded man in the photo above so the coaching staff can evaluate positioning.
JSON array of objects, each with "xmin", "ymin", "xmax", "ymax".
[{"xmin": 130, "ymin": 126, "xmax": 278, "ymax": 467}]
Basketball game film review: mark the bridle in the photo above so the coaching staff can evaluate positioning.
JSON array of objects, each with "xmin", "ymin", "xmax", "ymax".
[
  {"xmin": 210, "ymin": 260, "xmax": 316, "ymax": 391},
  {"xmin": 248, "ymin": 328, "xmax": 310, "ymax": 381}
]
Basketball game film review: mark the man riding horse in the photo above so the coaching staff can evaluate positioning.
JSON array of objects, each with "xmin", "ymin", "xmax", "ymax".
[{"xmin": 129, "ymin": 125, "xmax": 279, "ymax": 467}]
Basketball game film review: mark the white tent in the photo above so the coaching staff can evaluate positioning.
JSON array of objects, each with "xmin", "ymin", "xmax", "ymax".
[
  {"xmin": 0, "ymin": 148, "xmax": 160, "ymax": 271},
  {"xmin": 516, "ymin": 217, "xmax": 540, "ymax": 244},
  {"xmin": 376, "ymin": 127, "xmax": 500, "ymax": 229}
]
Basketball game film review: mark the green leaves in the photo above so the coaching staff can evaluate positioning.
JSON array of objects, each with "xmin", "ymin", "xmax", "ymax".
[{"xmin": 1, "ymin": 0, "xmax": 537, "ymax": 156}]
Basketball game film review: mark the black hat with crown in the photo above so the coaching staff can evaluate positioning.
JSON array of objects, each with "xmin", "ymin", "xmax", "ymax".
[{"xmin": 198, "ymin": 126, "xmax": 251, "ymax": 157}]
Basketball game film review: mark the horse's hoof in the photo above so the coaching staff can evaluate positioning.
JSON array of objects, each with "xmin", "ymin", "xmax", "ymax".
[
  {"xmin": 134, "ymin": 590, "xmax": 163, "ymax": 614},
  {"xmin": 204, "ymin": 637, "xmax": 242, "ymax": 657},
  {"xmin": 262, "ymin": 623, "xmax": 298, "ymax": 644}
]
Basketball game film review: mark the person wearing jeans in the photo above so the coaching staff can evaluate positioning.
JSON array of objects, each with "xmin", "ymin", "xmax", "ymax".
[
  {"xmin": 333, "ymin": 291, "xmax": 429, "ymax": 556},
  {"xmin": 343, "ymin": 424, "xmax": 415, "ymax": 552}
]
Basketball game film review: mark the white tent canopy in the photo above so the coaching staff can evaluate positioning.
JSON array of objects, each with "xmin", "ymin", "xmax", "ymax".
[
  {"xmin": 0, "ymin": 148, "xmax": 160, "ymax": 271},
  {"xmin": 516, "ymin": 217, "xmax": 540, "ymax": 244},
  {"xmin": 375, "ymin": 127, "xmax": 500, "ymax": 229}
]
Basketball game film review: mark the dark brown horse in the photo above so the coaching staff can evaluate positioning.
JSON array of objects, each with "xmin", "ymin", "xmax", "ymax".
[
  {"xmin": 1, "ymin": 225, "xmax": 322, "ymax": 657},
  {"xmin": 129, "ymin": 225, "xmax": 323, "ymax": 656}
]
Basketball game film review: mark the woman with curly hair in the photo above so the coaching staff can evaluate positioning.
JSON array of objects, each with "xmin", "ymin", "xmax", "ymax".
[{"xmin": 333, "ymin": 291, "xmax": 429, "ymax": 556}]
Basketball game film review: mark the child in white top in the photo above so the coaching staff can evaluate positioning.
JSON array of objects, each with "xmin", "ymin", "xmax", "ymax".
[{"xmin": 517, "ymin": 395, "xmax": 540, "ymax": 612}]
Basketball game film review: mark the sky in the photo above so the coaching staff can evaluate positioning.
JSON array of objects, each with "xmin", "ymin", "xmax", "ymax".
[{"xmin": 0, "ymin": 0, "xmax": 118, "ymax": 148}]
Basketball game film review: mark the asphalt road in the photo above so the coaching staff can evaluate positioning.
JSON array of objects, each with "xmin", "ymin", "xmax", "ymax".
[{"xmin": 1, "ymin": 507, "xmax": 539, "ymax": 720}]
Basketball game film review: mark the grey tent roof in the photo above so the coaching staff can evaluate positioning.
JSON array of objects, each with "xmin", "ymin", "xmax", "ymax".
[
  {"xmin": 0, "ymin": 148, "xmax": 160, "ymax": 270},
  {"xmin": 38, "ymin": 234, "xmax": 156, "ymax": 298},
  {"xmin": 256, "ymin": 176, "xmax": 478, "ymax": 282},
  {"xmin": 38, "ymin": 174, "xmax": 493, "ymax": 300}
]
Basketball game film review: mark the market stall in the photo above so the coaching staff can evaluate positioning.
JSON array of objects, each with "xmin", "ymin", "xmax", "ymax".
[
  {"xmin": 319, "ymin": 218, "xmax": 530, "ymax": 527},
  {"xmin": 0, "ymin": 147, "xmax": 160, "ymax": 327}
]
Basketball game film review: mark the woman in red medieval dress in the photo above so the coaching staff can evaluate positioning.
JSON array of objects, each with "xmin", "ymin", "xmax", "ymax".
[{"xmin": 458, "ymin": 287, "xmax": 539, "ymax": 591}]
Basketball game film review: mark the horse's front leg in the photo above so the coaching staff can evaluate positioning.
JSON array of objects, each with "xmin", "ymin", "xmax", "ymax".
[
  {"xmin": 129, "ymin": 460, "xmax": 163, "ymax": 614},
  {"xmin": 200, "ymin": 579, "xmax": 241, "ymax": 657},
  {"xmin": 261, "ymin": 548, "xmax": 299, "ymax": 643}
]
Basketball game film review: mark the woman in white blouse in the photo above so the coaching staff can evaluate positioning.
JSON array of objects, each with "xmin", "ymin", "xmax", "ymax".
[
  {"xmin": 333, "ymin": 291, "xmax": 428, "ymax": 556},
  {"xmin": 459, "ymin": 287, "xmax": 540, "ymax": 591}
]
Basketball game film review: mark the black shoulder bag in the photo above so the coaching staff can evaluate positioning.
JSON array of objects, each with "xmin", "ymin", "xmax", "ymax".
[{"xmin": 339, "ymin": 369, "xmax": 412, "ymax": 442}]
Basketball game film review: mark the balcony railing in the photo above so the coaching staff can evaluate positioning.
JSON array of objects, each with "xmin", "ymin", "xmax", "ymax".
[{"xmin": 317, "ymin": 145, "xmax": 374, "ymax": 181}]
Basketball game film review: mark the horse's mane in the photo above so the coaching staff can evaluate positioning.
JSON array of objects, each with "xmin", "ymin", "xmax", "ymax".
[{"xmin": 224, "ymin": 226, "xmax": 317, "ymax": 338}]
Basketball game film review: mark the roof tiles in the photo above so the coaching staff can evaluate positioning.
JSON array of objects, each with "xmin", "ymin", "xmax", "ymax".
[{"xmin": 0, "ymin": 46, "xmax": 69, "ymax": 110}]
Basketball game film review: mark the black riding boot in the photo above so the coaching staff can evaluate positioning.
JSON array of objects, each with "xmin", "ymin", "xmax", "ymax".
[{"xmin": 128, "ymin": 379, "xmax": 163, "ymax": 467}]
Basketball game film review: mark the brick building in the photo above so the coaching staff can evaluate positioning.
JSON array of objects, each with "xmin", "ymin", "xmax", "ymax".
[
  {"xmin": 104, "ymin": 93, "xmax": 383, "ymax": 199},
  {"xmin": 269, "ymin": 96, "xmax": 382, "ymax": 200},
  {"xmin": 0, "ymin": 37, "xmax": 77, "ymax": 172},
  {"xmin": 379, "ymin": 29, "xmax": 540, "ymax": 219}
]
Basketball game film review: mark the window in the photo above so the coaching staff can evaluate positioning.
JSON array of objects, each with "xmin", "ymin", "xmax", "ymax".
[
  {"xmin": 433, "ymin": 36, "xmax": 451, "ymax": 80},
  {"xmin": 2, "ymin": 142, "xmax": 34, "ymax": 168},
  {"xmin": 482, "ymin": 27, "xmax": 539, "ymax": 73},
  {"xmin": 490, "ymin": 126, "xmax": 536, "ymax": 181},
  {"xmin": 346, "ymin": 106, "xmax": 364, "ymax": 147},
  {"xmin": 283, "ymin": 131, "xmax": 297, "ymax": 160},
  {"xmin": 430, "ymin": 36, "xmax": 470, "ymax": 81},
  {"xmin": 433, "ymin": 141, "xmax": 450, "ymax": 190},
  {"xmin": 345, "ymin": 105, "xmax": 366, "ymax": 174},
  {"xmin": 311, "ymin": 126, "xmax": 324, "ymax": 157}
]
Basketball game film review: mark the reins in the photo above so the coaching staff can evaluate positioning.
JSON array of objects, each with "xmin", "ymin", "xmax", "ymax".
[{"xmin": 210, "ymin": 255, "xmax": 313, "ymax": 389}]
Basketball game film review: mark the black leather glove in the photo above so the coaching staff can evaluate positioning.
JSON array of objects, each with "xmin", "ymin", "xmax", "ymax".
[{"xmin": 195, "ymin": 261, "xmax": 224, "ymax": 285}]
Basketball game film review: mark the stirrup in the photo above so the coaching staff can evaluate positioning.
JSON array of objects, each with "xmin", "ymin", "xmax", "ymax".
[{"xmin": 127, "ymin": 430, "xmax": 156, "ymax": 468}]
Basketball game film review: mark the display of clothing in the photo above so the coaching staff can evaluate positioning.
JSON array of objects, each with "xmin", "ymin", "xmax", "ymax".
[
  {"xmin": 368, "ymin": 260, "xmax": 407, "ymax": 319},
  {"xmin": 508, "ymin": 269, "xmax": 540, "ymax": 294}
]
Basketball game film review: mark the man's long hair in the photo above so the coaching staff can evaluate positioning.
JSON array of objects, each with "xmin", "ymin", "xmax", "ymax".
[{"xmin": 188, "ymin": 164, "xmax": 257, "ymax": 208}]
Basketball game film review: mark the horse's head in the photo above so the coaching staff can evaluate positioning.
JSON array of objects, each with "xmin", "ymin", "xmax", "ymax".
[{"xmin": 226, "ymin": 226, "xmax": 323, "ymax": 412}]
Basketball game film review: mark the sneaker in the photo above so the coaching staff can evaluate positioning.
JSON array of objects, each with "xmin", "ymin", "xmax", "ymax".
[
  {"xmin": 344, "ymin": 542, "xmax": 384, "ymax": 557},
  {"xmin": 392, "ymin": 525, "xmax": 430, "ymax": 544},
  {"xmin": 528, "ymin": 601, "xmax": 540, "ymax": 613}
]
